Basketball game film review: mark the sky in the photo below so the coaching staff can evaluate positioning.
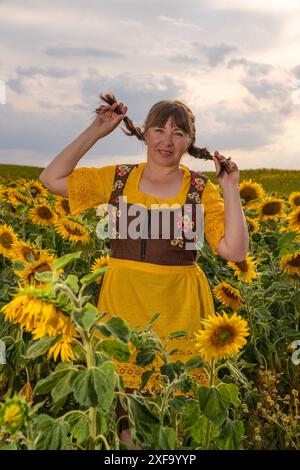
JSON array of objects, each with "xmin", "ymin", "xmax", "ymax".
[{"xmin": 0, "ymin": 0, "xmax": 300, "ymax": 172}]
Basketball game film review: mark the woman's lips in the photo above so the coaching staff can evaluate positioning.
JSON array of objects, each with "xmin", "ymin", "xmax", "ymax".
[{"xmin": 158, "ymin": 150, "xmax": 173, "ymax": 156}]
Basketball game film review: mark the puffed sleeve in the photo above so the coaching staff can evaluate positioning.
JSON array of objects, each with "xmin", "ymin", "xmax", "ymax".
[
  {"xmin": 202, "ymin": 179, "xmax": 225, "ymax": 255},
  {"xmin": 67, "ymin": 165, "xmax": 116, "ymax": 216}
]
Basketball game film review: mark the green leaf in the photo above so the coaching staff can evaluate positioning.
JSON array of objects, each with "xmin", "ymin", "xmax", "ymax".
[
  {"xmin": 52, "ymin": 251, "xmax": 82, "ymax": 270},
  {"xmin": 51, "ymin": 370, "xmax": 76, "ymax": 403},
  {"xmin": 168, "ymin": 330, "xmax": 188, "ymax": 340},
  {"xmin": 80, "ymin": 267, "xmax": 109, "ymax": 287},
  {"xmin": 67, "ymin": 414, "xmax": 90, "ymax": 446},
  {"xmin": 158, "ymin": 426, "xmax": 177, "ymax": 450},
  {"xmin": 35, "ymin": 363, "xmax": 73, "ymax": 395},
  {"xmin": 216, "ymin": 419, "xmax": 244, "ymax": 450},
  {"xmin": 33, "ymin": 415, "xmax": 70, "ymax": 450},
  {"xmin": 71, "ymin": 362, "xmax": 115, "ymax": 409},
  {"xmin": 278, "ymin": 231, "xmax": 298, "ymax": 248},
  {"xmin": 97, "ymin": 316, "xmax": 131, "ymax": 343},
  {"xmin": 197, "ymin": 386, "xmax": 228, "ymax": 427},
  {"xmin": 127, "ymin": 395, "xmax": 160, "ymax": 434},
  {"xmin": 189, "ymin": 415, "xmax": 220, "ymax": 445},
  {"xmin": 65, "ymin": 274, "xmax": 80, "ymax": 293},
  {"xmin": 183, "ymin": 355, "xmax": 205, "ymax": 370},
  {"xmin": 136, "ymin": 349, "xmax": 156, "ymax": 367},
  {"xmin": 99, "ymin": 339, "xmax": 131, "ymax": 362},
  {"xmin": 24, "ymin": 335, "xmax": 60, "ymax": 359},
  {"xmin": 73, "ymin": 303, "xmax": 100, "ymax": 333},
  {"xmin": 218, "ymin": 383, "xmax": 241, "ymax": 407},
  {"xmin": 145, "ymin": 312, "xmax": 160, "ymax": 332},
  {"xmin": 140, "ymin": 369, "xmax": 157, "ymax": 391},
  {"xmin": 34, "ymin": 271, "xmax": 58, "ymax": 283}
]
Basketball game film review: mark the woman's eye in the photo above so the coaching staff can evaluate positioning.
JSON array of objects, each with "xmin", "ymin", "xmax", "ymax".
[{"xmin": 155, "ymin": 129, "xmax": 183, "ymax": 136}]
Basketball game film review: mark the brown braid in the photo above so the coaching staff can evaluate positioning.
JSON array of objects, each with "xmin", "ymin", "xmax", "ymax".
[{"xmin": 94, "ymin": 92, "xmax": 237, "ymax": 178}]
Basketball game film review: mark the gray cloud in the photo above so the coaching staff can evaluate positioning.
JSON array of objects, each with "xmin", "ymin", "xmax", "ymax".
[
  {"xmin": 194, "ymin": 42, "xmax": 237, "ymax": 67},
  {"xmin": 227, "ymin": 57, "xmax": 273, "ymax": 77},
  {"xmin": 291, "ymin": 64, "xmax": 300, "ymax": 79},
  {"xmin": 16, "ymin": 65, "xmax": 77, "ymax": 78},
  {"xmin": 43, "ymin": 46, "xmax": 125, "ymax": 59}
]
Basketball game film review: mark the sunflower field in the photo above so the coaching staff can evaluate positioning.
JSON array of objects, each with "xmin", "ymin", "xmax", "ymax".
[{"xmin": 0, "ymin": 171, "xmax": 299, "ymax": 451}]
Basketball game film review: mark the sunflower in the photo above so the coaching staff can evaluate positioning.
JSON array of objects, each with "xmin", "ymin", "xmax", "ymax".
[
  {"xmin": 194, "ymin": 311, "xmax": 249, "ymax": 362},
  {"xmin": 257, "ymin": 196, "xmax": 286, "ymax": 222},
  {"xmin": 54, "ymin": 196, "xmax": 71, "ymax": 216},
  {"xmin": 279, "ymin": 251, "xmax": 300, "ymax": 276},
  {"xmin": 14, "ymin": 253, "xmax": 57, "ymax": 285},
  {"xmin": 28, "ymin": 204, "xmax": 57, "ymax": 227},
  {"xmin": 47, "ymin": 338, "xmax": 75, "ymax": 362},
  {"xmin": 227, "ymin": 255, "xmax": 258, "ymax": 284},
  {"xmin": 11, "ymin": 240, "xmax": 52, "ymax": 264},
  {"xmin": 0, "ymin": 396, "xmax": 29, "ymax": 434},
  {"xmin": 91, "ymin": 254, "xmax": 110, "ymax": 283},
  {"xmin": 0, "ymin": 289, "xmax": 78, "ymax": 362},
  {"xmin": 0, "ymin": 223, "xmax": 18, "ymax": 259},
  {"xmin": 286, "ymin": 207, "xmax": 300, "ymax": 233},
  {"xmin": 288, "ymin": 191, "xmax": 300, "ymax": 210},
  {"xmin": 24, "ymin": 179, "xmax": 48, "ymax": 199},
  {"xmin": 245, "ymin": 216, "xmax": 260, "ymax": 234},
  {"xmin": 6, "ymin": 188, "xmax": 32, "ymax": 208},
  {"xmin": 239, "ymin": 180, "xmax": 265, "ymax": 207},
  {"xmin": 54, "ymin": 217, "xmax": 91, "ymax": 244},
  {"xmin": 212, "ymin": 282, "xmax": 244, "ymax": 309}
]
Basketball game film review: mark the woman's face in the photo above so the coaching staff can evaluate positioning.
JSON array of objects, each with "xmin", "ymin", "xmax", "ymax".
[{"xmin": 144, "ymin": 116, "xmax": 192, "ymax": 167}]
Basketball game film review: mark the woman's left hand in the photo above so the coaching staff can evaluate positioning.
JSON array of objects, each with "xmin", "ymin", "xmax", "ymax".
[{"xmin": 212, "ymin": 151, "xmax": 240, "ymax": 189}]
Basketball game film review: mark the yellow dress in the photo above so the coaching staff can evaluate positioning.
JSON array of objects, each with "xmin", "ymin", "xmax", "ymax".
[{"xmin": 67, "ymin": 162, "xmax": 225, "ymax": 390}]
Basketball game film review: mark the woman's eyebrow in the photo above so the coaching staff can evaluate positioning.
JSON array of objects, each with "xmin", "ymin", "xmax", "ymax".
[{"xmin": 156, "ymin": 125, "xmax": 183, "ymax": 130}]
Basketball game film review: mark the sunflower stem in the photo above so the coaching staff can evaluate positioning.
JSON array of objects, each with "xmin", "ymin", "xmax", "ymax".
[{"xmin": 203, "ymin": 358, "xmax": 215, "ymax": 450}]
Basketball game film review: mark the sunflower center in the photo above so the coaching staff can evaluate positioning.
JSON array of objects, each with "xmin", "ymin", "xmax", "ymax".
[
  {"xmin": 65, "ymin": 224, "xmax": 84, "ymax": 236},
  {"xmin": 240, "ymin": 188, "xmax": 258, "ymax": 203},
  {"xmin": 288, "ymin": 254, "xmax": 300, "ymax": 267},
  {"xmin": 223, "ymin": 287, "xmax": 238, "ymax": 299},
  {"xmin": 62, "ymin": 199, "xmax": 70, "ymax": 213},
  {"xmin": 294, "ymin": 196, "xmax": 300, "ymax": 206},
  {"xmin": 236, "ymin": 260, "xmax": 247, "ymax": 271},
  {"xmin": 37, "ymin": 207, "xmax": 53, "ymax": 220},
  {"xmin": 22, "ymin": 247, "xmax": 40, "ymax": 262},
  {"xmin": 35, "ymin": 262, "xmax": 51, "ymax": 273},
  {"xmin": 262, "ymin": 201, "xmax": 281, "ymax": 215},
  {"xmin": 212, "ymin": 326, "xmax": 235, "ymax": 346},
  {"xmin": 29, "ymin": 186, "xmax": 41, "ymax": 197},
  {"xmin": 0, "ymin": 232, "xmax": 13, "ymax": 248}
]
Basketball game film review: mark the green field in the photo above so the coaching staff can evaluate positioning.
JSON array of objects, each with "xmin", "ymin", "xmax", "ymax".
[{"xmin": 0, "ymin": 163, "xmax": 299, "ymax": 197}]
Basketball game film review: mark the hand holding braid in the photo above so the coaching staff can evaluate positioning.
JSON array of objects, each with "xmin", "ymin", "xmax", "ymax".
[{"xmin": 94, "ymin": 92, "xmax": 239, "ymax": 179}]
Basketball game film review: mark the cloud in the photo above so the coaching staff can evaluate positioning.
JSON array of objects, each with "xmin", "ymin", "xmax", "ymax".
[
  {"xmin": 43, "ymin": 45, "xmax": 125, "ymax": 59},
  {"xmin": 16, "ymin": 65, "xmax": 77, "ymax": 78},
  {"xmin": 195, "ymin": 42, "xmax": 237, "ymax": 67},
  {"xmin": 227, "ymin": 58, "xmax": 274, "ymax": 77},
  {"xmin": 158, "ymin": 15, "xmax": 204, "ymax": 32}
]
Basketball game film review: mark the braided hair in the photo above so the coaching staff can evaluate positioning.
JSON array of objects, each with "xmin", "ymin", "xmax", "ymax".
[{"xmin": 95, "ymin": 92, "xmax": 236, "ymax": 177}]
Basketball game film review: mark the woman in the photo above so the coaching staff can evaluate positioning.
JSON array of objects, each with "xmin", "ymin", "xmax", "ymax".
[{"xmin": 39, "ymin": 93, "xmax": 249, "ymax": 447}]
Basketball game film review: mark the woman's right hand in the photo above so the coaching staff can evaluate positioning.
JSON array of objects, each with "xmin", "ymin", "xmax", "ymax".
[{"xmin": 91, "ymin": 101, "xmax": 128, "ymax": 139}]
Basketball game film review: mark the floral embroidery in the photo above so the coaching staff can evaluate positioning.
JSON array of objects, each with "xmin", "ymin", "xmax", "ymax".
[
  {"xmin": 191, "ymin": 176, "xmax": 207, "ymax": 191},
  {"xmin": 187, "ymin": 192, "xmax": 201, "ymax": 204},
  {"xmin": 170, "ymin": 238, "xmax": 184, "ymax": 248},
  {"xmin": 112, "ymin": 180, "xmax": 124, "ymax": 191}
]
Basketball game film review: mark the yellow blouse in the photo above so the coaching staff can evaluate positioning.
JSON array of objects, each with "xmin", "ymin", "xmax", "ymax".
[{"xmin": 67, "ymin": 162, "xmax": 225, "ymax": 391}]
